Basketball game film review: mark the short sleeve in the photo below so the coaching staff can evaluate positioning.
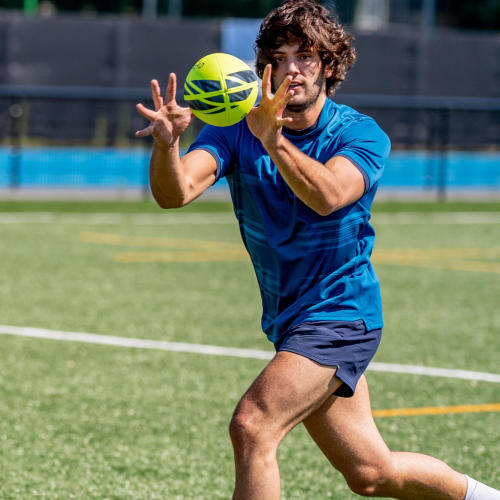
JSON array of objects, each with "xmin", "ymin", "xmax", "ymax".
[
  {"xmin": 335, "ymin": 118, "xmax": 391, "ymax": 193},
  {"xmin": 187, "ymin": 124, "xmax": 235, "ymax": 181}
]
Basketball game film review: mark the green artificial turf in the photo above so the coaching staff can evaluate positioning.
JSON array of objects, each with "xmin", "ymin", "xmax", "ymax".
[{"xmin": 0, "ymin": 200, "xmax": 498, "ymax": 498}]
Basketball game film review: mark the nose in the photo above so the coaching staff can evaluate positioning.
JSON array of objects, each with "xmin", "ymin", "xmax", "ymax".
[{"xmin": 285, "ymin": 58, "xmax": 300, "ymax": 76}]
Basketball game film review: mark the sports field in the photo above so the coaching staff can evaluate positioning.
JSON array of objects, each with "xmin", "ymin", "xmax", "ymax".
[{"xmin": 0, "ymin": 199, "xmax": 499, "ymax": 499}]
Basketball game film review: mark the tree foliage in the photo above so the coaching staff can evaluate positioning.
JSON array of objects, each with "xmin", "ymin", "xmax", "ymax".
[{"xmin": 1, "ymin": 0, "xmax": 498, "ymax": 30}]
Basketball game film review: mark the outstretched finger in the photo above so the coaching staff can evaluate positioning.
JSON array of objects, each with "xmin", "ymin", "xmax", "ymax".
[
  {"xmin": 151, "ymin": 79, "xmax": 163, "ymax": 111},
  {"xmin": 135, "ymin": 123, "xmax": 154, "ymax": 138},
  {"xmin": 261, "ymin": 64, "xmax": 273, "ymax": 100},
  {"xmin": 166, "ymin": 73, "xmax": 177, "ymax": 105},
  {"xmin": 136, "ymin": 103, "xmax": 157, "ymax": 121},
  {"xmin": 274, "ymin": 75, "xmax": 292, "ymax": 102},
  {"xmin": 276, "ymin": 86, "xmax": 295, "ymax": 115}
]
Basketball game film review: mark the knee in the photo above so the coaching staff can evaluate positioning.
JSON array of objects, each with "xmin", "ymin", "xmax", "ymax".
[
  {"xmin": 229, "ymin": 406, "xmax": 264, "ymax": 449},
  {"xmin": 343, "ymin": 463, "xmax": 398, "ymax": 497},
  {"xmin": 228, "ymin": 402, "xmax": 276, "ymax": 456}
]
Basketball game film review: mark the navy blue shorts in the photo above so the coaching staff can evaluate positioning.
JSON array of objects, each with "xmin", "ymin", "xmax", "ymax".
[{"xmin": 274, "ymin": 320, "xmax": 382, "ymax": 398}]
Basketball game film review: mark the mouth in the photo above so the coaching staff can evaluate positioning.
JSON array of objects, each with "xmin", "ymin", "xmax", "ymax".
[{"xmin": 289, "ymin": 82, "xmax": 303, "ymax": 91}]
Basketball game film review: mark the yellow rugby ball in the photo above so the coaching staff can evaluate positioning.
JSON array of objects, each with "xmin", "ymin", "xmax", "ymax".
[{"xmin": 184, "ymin": 53, "xmax": 259, "ymax": 127}]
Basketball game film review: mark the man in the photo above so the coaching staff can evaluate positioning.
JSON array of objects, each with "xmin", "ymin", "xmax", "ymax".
[{"xmin": 136, "ymin": 1, "xmax": 499, "ymax": 498}]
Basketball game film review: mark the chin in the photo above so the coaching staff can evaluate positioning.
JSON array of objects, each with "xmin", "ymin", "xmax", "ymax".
[{"xmin": 286, "ymin": 100, "xmax": 313, "ymax": 113}]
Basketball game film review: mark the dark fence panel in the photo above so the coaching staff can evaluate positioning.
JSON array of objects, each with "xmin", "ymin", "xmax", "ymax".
[
  {"xmin": 0, "ymin": 20, "xmax": 8, "ymax": 83},
  {"xmin": 418, "ymin": 33, "xmax": 500, "ymax": 97},
  {"xmin": 121, "ymin": 19, "xmax": 221, "ymax": 87},
  {"xmin": 0, "ymin": 13, "xmax": 221, "ymax": 88},
  {"xmin": 341, "ymin": 32, "xmax": 419, "ymax": 96},
  {"xmin": 5, "ymin": 16, "xmax": 116, "ymax": 86},
  {"xmin": 0, "ymin": 13, "xmax": 498, "ymax": 98},
  {"xmin": 340, "ymin": 30, "xmax": 500, "ymax": 98}
]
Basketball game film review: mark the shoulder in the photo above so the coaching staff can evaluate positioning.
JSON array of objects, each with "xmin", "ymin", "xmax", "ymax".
[
  {"xmin": 332, "ymin": 101, "xmax": 381, "ymax": 130},
  {"xmin": 332, "ymin": 103, "xmax": 390, "ymax": 152},
  {"xmin": 197, "ymin": 120, "xmax": 244, "ymax": 141},
  {"xmin": 320, "ymin": 100, "xmax": 389, "ymax": 142},
  {"xmin": 188, "ymin": 118, "xmax": 250, "ymax": 153},
  {"xmin": 187, "ymin": 118, "xmax": 257, "ymax": 179}
]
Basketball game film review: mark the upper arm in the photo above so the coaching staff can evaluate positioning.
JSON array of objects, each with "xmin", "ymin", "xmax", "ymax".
[
  {"xmin": 334, "ymin": 118, "xmax": 391, "ymax": 193},
  {"xmin": 181, "ymin": 148, "xmax": 218, "ymax": 204},
  {"xmin": 178, "ymin": 124, "xmax": 236, "ymax": 207},
  {"xmin": 326, "ymin": 118, "xmax": 391, "ymax": 210},
  {"xmin": 319, "ymin": 119, "xmax": 390, "ymax": 213},
  {"xmin": 324, "ymin": 155, "xmax": 366, "ymax": 209}
]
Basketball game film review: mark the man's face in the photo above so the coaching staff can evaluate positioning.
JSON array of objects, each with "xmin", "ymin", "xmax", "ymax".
[{"xmin": 270, "ymin": 43, "xmax": 330, "ymax": 113}]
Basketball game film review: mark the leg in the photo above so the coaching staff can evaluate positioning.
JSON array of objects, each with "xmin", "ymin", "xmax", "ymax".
[
  {"xmin": 303, "ymin": 375, "xmax": 468, "ymax": 499},
  {"xmin": 229, "ymin": 351, "xmax": 343, "ymax": 500}
]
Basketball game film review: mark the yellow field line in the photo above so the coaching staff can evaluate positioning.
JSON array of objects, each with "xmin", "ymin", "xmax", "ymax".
[
  {"xmin": 80, "ymin": 231, "xmax": 500, "ymax": 270},
  {"xmin": 79, "ymin": 231, "xmax": 242, "ymax": 251},
  {"xmin": 373, "ymin": 259, "xmax": 500, "ymax": 274},
  {"xmin": 114, "ymin": 250, "xmax": 248, "ymax": 263},
  {"xmin": 373, "ymin": 403, "xmax": 500, "ymax": 418},
  {"xmin": 374, "ymin": 248, "xmax": 500, "ymax": 259},
  {"xmin": 372, "ymin": 248, "xmax": 500, "ymax": 274}
]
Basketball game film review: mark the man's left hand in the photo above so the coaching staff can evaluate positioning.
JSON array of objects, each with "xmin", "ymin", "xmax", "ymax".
[{"xmin": 246, "ymin": 64, "xmax": 294, "ymax": 149}]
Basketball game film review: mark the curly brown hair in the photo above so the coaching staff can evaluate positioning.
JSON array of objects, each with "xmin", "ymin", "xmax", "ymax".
[{"xmin": 255, "ymin": 0, "xmax": 356, "ymax": 96}]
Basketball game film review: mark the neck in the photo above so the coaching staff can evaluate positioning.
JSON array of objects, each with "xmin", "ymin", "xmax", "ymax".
[{"xmin": 283, "ymin": 93, "xmax": 327, "ymax": 131}]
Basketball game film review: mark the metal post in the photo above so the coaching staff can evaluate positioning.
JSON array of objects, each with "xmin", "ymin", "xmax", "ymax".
[
  {"xmin": 437, "ymin": 108, "xmax": 450, "ymax": 202},
  {"xmin": 167, "ymin": 0, "xmax": 182, "ymax": 18},
  {"xmin": 421, "ymin": 0, "xmax": 436, "ymax": 32},
  {"xmin": 9, "ymin": 103, "xmax": 23, "ymax": 190},
  {"xmin": 143, "ymin": 0, "xmax": 158, "ymax": 19}
]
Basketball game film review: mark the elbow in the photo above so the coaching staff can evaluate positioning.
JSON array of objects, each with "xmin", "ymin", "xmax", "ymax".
[
  {"xmin": 304, "ymin": 186, "xmax": 344, "ymax": 216},
  {"xmin": 151, "ymin": 190, "xmax": 187, "ymax": 210},
  {"xmin": 150, "ymin": 178, "xmax": 195, "ymax": 210},
  {"xmin": 316, "ymin": 205, "xmax": 335, "ymax": 217},
  {"xmin": 312, "ymin": 197, "xmax": 341, "ymax": 216},
  {"xmin": 155, "ymin": 199, "xmax": 183, "ymax": 210},
  {"xmin": 150, "ymin": 174, "xmax": 197, "ymax": 210},
  {"xmin": 313, "ymin": 190, "xmax": 355, "ymax": 216}
]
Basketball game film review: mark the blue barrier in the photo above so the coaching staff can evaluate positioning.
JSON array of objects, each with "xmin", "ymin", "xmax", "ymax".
[
  {"xmin": 0, "ymin": 147, "xmax": 498, "ymax": 192},
  {"xmin": 0, "ymin": 147, "xmax": 149, "ymax": 189},
  {"xmin": 383, "ymin": 151, "xmax": 500, "ymax": 190}
]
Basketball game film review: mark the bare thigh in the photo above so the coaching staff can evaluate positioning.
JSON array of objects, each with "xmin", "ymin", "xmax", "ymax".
[
  {"xmin": 303, "ymin": 375, "xmax": 394, "ymax": 480},
  {"xmin": 303, "ymin": 376, "xmax": 469, "ymax": 500},
  {"xmin": 231, "ymin": 351, "xmax": 343, "ymax": 442}
]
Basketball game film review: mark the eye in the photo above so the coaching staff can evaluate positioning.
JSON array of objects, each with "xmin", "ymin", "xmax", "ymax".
[
  {"xmin": 299, "ymin": 53, "xmax": 312, "ymax": 60},
  {"xmin": 273, "ymin": 55, "xmax": 285, "ymax": 63}
]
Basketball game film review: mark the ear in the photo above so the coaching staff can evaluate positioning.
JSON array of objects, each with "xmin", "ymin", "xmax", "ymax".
[{"xmin": 324, "ymin": 63, "xmax": 335, "ymax": 79}]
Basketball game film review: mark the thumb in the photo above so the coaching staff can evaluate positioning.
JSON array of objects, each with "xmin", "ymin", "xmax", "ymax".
[
  {"xmin": 135, "ymin": 124, "xmax": 154, "ymax": 137},
  {"xmin": 277, "ymin": 117, "xmax": 293, "ymax": 127}
]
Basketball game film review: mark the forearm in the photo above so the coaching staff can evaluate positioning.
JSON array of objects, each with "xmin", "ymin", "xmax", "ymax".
[
  {"xmin": 264, "ymin": 135, "xmax": 342, "ymax": 215},
  {"xmin": 149, "ymin": 140, "xmax": 193, "ymax": 209}
]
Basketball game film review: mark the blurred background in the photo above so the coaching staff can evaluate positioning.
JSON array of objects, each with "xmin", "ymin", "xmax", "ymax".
[{"xmin": 0, "ymin": 0, "xmax": 499, "ymax": 200}]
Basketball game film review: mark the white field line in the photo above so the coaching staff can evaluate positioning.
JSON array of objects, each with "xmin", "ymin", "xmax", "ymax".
[
  {"xmin": 0, "ymin": 211, "xmax": 499, "ymax": 225},
  {"xmin": 1, "ymin": 324, "xmax": 499, "ymax": 384},
  {"xmin": 373, "ymin": 212, "xmax": 500, "ymax": 225},
  {"xmin": 0, "ymin": 212, "xmax": 236, "ymax": 225}
]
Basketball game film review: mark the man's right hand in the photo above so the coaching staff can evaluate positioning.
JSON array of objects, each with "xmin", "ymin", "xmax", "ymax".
[{"xmin": 135, "ymin": 73, "xmax": 193, "ymax": 149}]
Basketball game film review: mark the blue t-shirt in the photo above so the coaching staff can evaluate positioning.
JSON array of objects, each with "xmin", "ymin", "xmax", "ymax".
[{"xmin": 188, "ymin": 98, "xmax": 391, "ymax": 343}]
